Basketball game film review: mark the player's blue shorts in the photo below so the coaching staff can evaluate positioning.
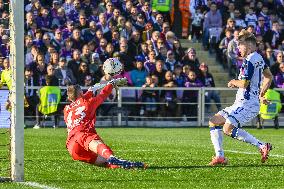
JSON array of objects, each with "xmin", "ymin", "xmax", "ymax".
[{"xmin": 218, "ymin": 99, "xmax": 259, "ymax": 127}]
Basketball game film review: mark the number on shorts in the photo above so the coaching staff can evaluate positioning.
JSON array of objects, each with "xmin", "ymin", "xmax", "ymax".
[{"xmin": 234, "ymin": 107, "xmax": 244, "ymax": 115}]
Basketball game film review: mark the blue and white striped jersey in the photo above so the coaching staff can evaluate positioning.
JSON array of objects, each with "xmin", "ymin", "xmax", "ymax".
[{"xmin": 236, "ymin": 52, "xmax": 268, "ymax": 102}]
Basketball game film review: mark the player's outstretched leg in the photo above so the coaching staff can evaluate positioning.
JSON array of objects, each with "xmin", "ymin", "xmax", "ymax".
[
  {"xmin": 208, "ymin": 115, "xmax": 228, "ymax": 166},
  {"xmin": 259, "ymin": 143, "xmax": 273, "ymax": 163},
  {"xmin": 107, "ymin": 156, "xmax": 147, "ymax": 169},
  {"xmin": 90, "ymin": 140, "xmax": 146, "ymax": 169},
  {"xmin": 223, "ymin": 125, "xmax": 272, "ymax": 163}
]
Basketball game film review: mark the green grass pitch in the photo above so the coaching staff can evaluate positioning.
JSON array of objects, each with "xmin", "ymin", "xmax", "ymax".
[{"xmin": 1, "ymin": 128, "xmax": 284, "ymax": 189}]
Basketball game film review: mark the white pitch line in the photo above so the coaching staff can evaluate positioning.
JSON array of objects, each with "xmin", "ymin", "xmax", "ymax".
[
  {"xmin": 225, "ymin": 150, "xmax": 284, "ymax": 158},
  {"xmin": 19, "ymin": 182, "xmax": 61, "ymax": 189}
]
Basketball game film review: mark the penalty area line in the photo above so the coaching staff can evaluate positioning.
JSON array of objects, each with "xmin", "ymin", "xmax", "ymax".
[
  {"xmin": 18, "ymin": 181, "xmax": 61, "ymax": 189},
  {"xmin": 225, "ymin": 150, "xmax": 284, "ymax": 158}
]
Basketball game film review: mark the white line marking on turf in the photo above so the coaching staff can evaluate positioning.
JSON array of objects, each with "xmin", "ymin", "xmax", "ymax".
[
  {"xmin": 225, "ymin": 150, "xmax": 284, "ymax": 158},
  {"xmin": 19, "ymin": 182, "xmax": 61, "ymax": 189}
]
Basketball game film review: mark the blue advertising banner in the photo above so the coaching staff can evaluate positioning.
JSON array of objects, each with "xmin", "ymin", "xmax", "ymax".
[{"xmin": 0, "ymin": 90, "xmax": 10, "ymax": 128}]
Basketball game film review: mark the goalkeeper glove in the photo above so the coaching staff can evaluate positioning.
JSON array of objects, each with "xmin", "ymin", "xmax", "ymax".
[
  {"xmin": 88, "ymin": 83, "xmax": 106, "ymax": 95},
  {"xmin": 107, "ymin": 77, "xmax": 128, "ymax": 87}
]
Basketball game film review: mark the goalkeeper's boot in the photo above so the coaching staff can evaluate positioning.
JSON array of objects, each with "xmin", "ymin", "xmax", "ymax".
[
  {"xmin": 209, "ymin": 156, "xmax": 228, "ymax": 166},
  {"xmin": 105, "ymin": 163, "xmax": 120, "ymax": 169},
  {"xmin": 259, "ymin": 143, "xmax": 272, "ymax": 163},
  {"xmin": 128, "ymin": 161, "xmax": 147, "ymax": 169},
  {"xmin": 107, "ymin": 156, "xmax": 133, "ymax": 169}
]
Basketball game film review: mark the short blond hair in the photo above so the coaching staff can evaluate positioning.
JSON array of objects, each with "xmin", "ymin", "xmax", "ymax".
[{"xmin": 238, "ymin": 29, "xmax": 256, "ymax": 45}]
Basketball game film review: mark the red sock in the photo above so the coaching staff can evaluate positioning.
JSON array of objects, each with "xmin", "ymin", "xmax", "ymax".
[{"xmin": 97, "ymin": 144, "xmax": 113, "ymax": 159}]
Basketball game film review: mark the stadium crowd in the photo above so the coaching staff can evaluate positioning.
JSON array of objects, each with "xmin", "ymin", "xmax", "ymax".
[{"xmin": 0, "ymin": 0, "xmax": 283, "ymax": 122}]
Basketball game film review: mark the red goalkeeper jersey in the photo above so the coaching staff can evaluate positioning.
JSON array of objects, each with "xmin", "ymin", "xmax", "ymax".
[{"xmin": 64, "ymin": 84, "xmax": 113, "ymax": 140}]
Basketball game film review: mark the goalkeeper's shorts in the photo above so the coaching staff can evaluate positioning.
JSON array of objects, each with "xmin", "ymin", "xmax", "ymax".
[{"xmin": 67, "ymin": 131, "xmax": 102, "ymax": 164}]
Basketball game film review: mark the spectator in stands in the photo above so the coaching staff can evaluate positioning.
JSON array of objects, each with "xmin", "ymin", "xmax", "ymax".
[
  {"xmin": 136, "ymin": 42, "xmax": 149, "ymax": 63},
  {"xmin": 227, "ymin": 29, "xmax": 240, "ymax": 78},
  {"xmin": 141, "ymin": 75, "xmax": 158, "ymax": 117},
  {"xmin": 173, "ymin": 65, "xmax": 185, "ymax": 102},
  {"xmin": 119, "ymin": 42, "xmax": 134, "ymax": 71},
  {"xmin": 76, "ymin": 61, "xmax": 91, "ymax": 86},
  {"xmin": 182, "ymin": 48, "xmax": 200, "ymax": 77},
  {"xmin": 25, "ymin": 45, "xmax": 39, "ymax": 66},
  {"xmin": 263, "ymin": 48, "xmax": 275, "ymax": 67},
  {"xmin": 80, "ymin": 44, "xmax": 91, "ymax": 64},
  {"xmin": 151, "ymin": 31, "xmax": 160, "ymax": 54},
  {"xmin": 233, "ymin": 9, "xmax": 246, "ymax": 29},
  {"xmin": 32, "ymin": 53, "xmax": 47, "ymax": 86},
  {"xmin": 245, "ymin": 7, "xmax": 257, "ymax": 28},
  {"xmin": 46, "ymin": 64, "xmax": 59, "ymax": 86},
  {"xmin": 172, "ymin": 39, "xmax": 185, "ymax": 62},
  {"xmin": 219, "ymin": 29, "xmax": 233, "ymax": 69},
  {"xmin": 259, "ymin": 5, "xmax": 270, "ymax": 28},
  {"xmin": 25, "ymin": 12, "xmax": 34, "ymax": 32},
  {"xmin": 274, "ymin": 62, "xmax": 284, "ymax": 88},
  {"xmin": 151, "ymin": 60, "xmax": 167, "ymax": 86},
  {"xmin": 82, "ymin": 21, "xmax": 96, "ymax": 42},
  {"xmin": 156, "ymin": 38, "xmax": 165, "ymax": 51},
  {"xmin": 96, "ymin": 38, "xmax": 108, "ymax": 62},
  {"xmin": 165, "ymin": 50, "xmax": 181, "ymax": 72},
  {"xmin": 24, "ymin": 66, "xmax": 39, "ymax": 118},
  {"xmin": 191, "ymin": 7, "xmax": 204, "ymax": 43},
  {"xmin": 142, "ymin": 22, "xmax": 153, "ymax": 42},
  {"xmin": 128, "ymin": 30, "xmax": 142, "ymax": 58},
  {"xmin": 271, "ymin": 51, "xmax": 284, "ymax": 76},
  {"xmin": 160, "ymin": 71, "xmax": 179, "ymax": 118},
  {"xmin": 130, "ymin": 60, "xmax": 147, "ymax": 87},
  {"xmin": 77, "ymin": 12, "xmax": 88, "ymax": 30},
  {"xmin": 202, "ymin": 2, "xmax": 222, "ymax": 50},
  {"xmin": 144, "ymin": 50, "xmax": 156, "ymax": 73},
  {"xmin": 62, "ymin": 20, "xmax": 74, "ymax": 40},
  {"xmin": 106, "ymin": 43, "xmax": 115, "ymax": 58},
  {"xmin": 183, "ymin": 71, "xmax": 203, "ymax": 121},
  {"xmin": 71, "ymin": 28, "xmax": 85, "ymax": 50},
  {"xmin": 51, "ymin": 29, "xmax": 64, "ymax": 53},
  {"xmin": 67, "ymin": 49, "xmax": 81, "ymax": 78},
  {"xmin": 165, "ymin": 31, "xmax": 176, "ymax": 50},
  {"xmin": 264, "ymin": 21, "xmax": 284, "ymax": 49},
  {"xmin": 33, "ymin": 29, "xmax": 44, "ymax": 52},
  {"xmin": 38, "ymin": 7, "xmax": 53, "ymax": 33},
  {"xmin": 49, "ymin": 51, "xmax": 60, "ymax": 67},
  {"xmin": 52, "ymin": 7, "xmax": 66, "ymax": 29},
  {"xmin": 84, "ymin": 75, "xmax": 94, "ymax": 87},
  {"xmin": 255, "ymin": 16, "xmax": 269, "ymax": 36},
  {"xmin": 89, "ymin": 52, "xmax": 102, "ymax": 75},
  {"xmin": 25, "ymin": 35, "xmax": 34, "ymax": 53},
  {"xmin": 42, "ymin": 44, "xmax": 54, "ymax": 61},
  {"xmin": 182, "ymin": 65, "xmax": 191, "ymax": 77},
  {"xmin": 54, "ymin": 57, "xmax": 76, "ymax": 86},
  {"xmin": 160, "ymin": 22, "xmax": 171, "ymax": 43},
  {"xmin": 199, "ymin": 63, "xmax": 221, "ymax": 112},
  {"xmin": 134, "ymin": 13, "xmax": 146, "ymax": 33},
  {"xmin": 156, "ymin": 45, "xmax": 168, "ymax": 61}
]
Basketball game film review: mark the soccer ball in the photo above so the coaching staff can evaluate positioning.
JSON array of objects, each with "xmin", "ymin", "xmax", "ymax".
[{"xmin": 103, "ymin": 58, "xmax": 123, "ymax": 76}]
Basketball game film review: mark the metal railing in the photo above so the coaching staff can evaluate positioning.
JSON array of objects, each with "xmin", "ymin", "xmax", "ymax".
[{"xmin": 1, "ymin": 86, "xmax": 283, "ymax": 127}]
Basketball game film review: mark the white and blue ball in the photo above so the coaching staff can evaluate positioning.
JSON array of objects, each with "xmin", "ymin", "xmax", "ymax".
[{"xmin": 103, "ymin": 58, "xmax": 123, "ymax": 76}]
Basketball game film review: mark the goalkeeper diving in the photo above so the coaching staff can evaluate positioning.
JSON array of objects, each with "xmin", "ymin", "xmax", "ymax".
[{"xmin": 64, "ymin": 70, "xmax": 146, "ymax": 169}]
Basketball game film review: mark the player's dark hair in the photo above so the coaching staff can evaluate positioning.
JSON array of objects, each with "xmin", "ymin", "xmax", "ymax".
[{"xmin": 67, "ymin": 85, "xmax": 81, "ymax": 102}]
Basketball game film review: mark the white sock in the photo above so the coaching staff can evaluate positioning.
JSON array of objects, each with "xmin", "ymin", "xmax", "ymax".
[
  {"xmin": 210, "ymin": 127, "xmax": 224, "ymax": 157},
  {"xmin": 231, "ymin": 128, "xmax": 264, "ymax": 148}
]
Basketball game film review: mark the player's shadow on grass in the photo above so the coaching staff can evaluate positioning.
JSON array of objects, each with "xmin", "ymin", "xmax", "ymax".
[{"xmin": 148, "ymin": 164, "xmax": 284, "ymax": 170}]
